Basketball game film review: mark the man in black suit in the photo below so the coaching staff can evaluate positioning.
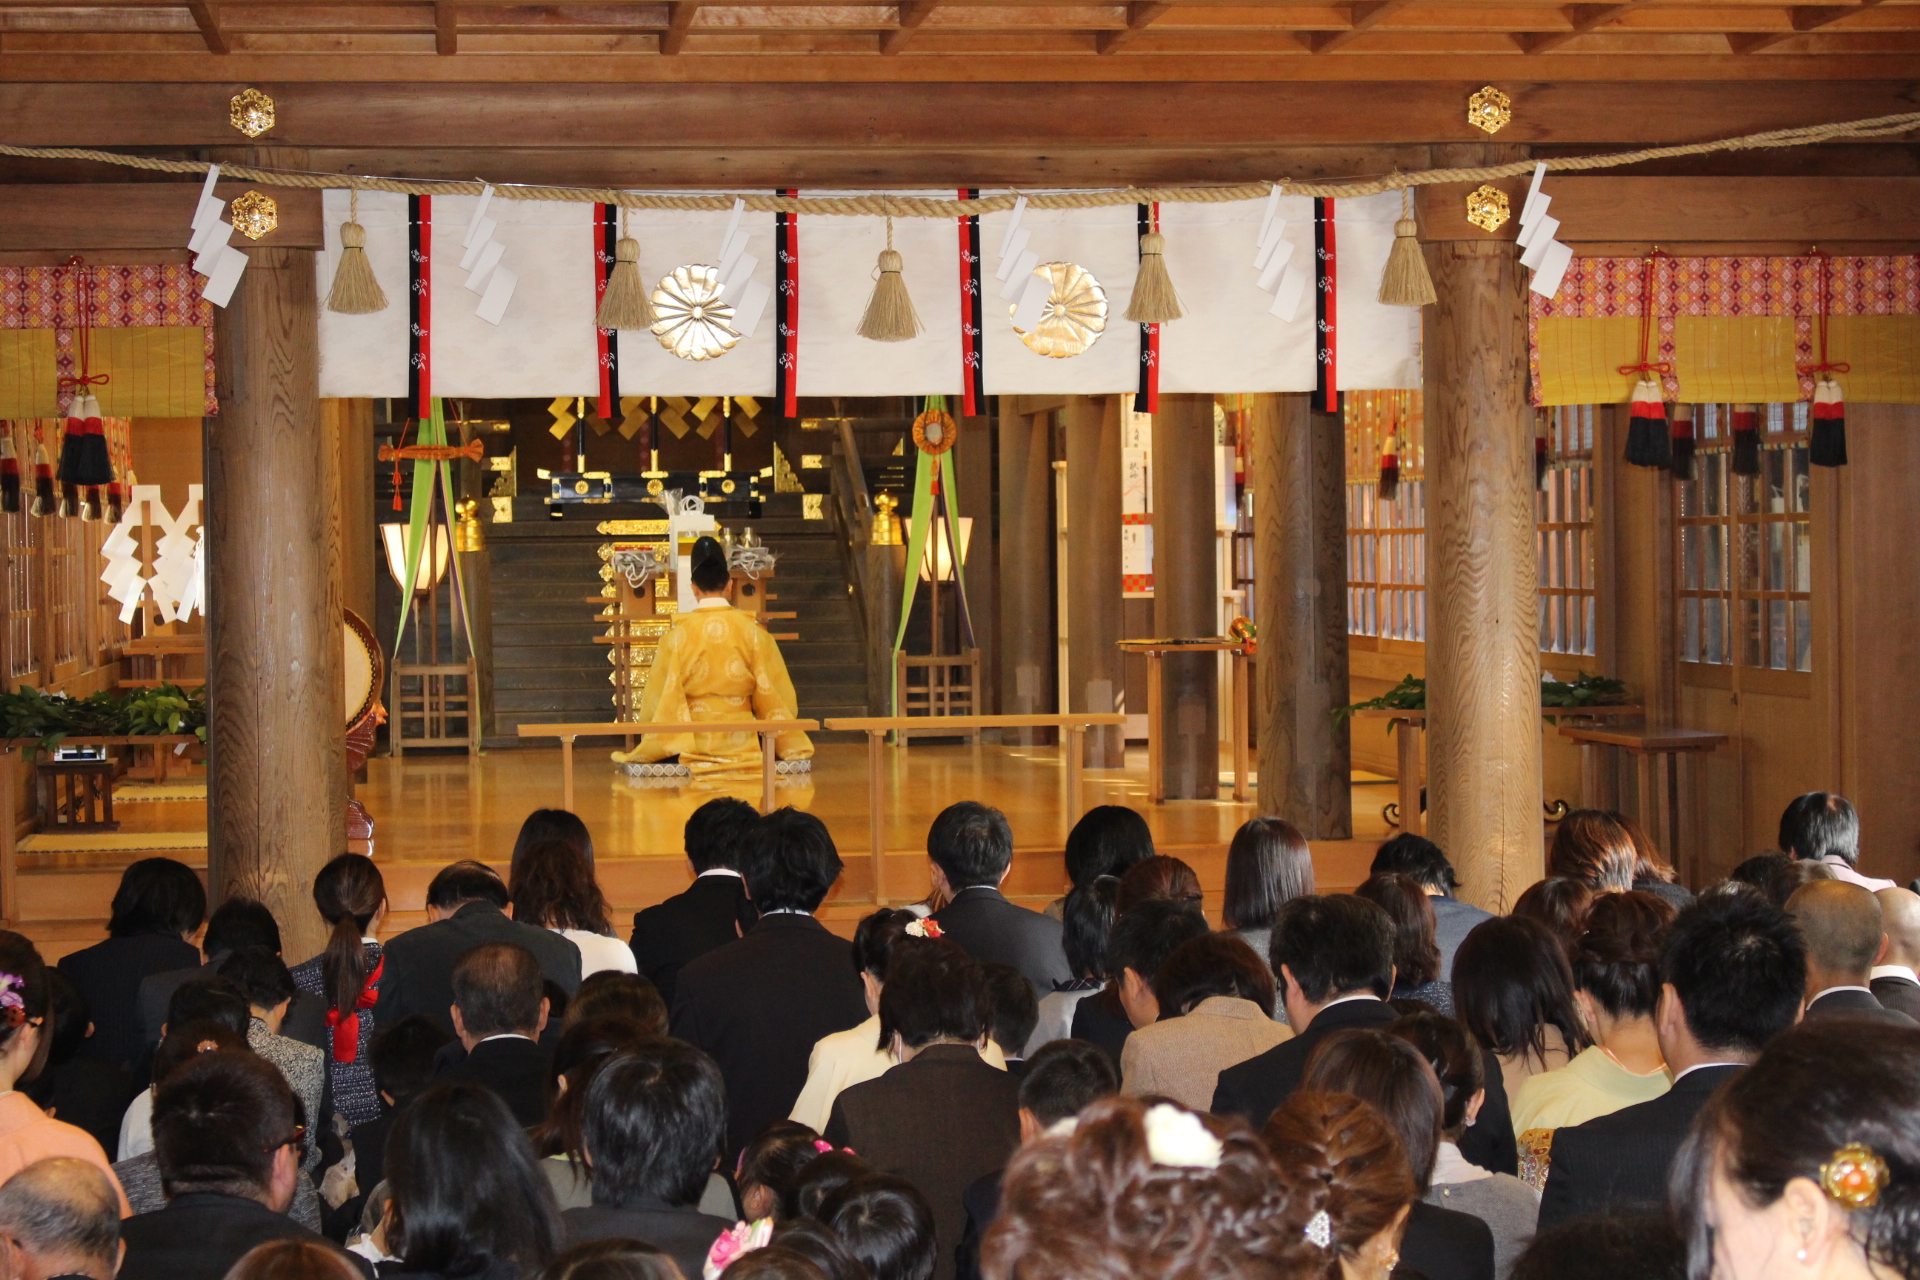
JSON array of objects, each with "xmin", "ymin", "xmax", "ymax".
[
  {"xmin": 134, "ymin": 897, "xmax": 284, "ymax": 1063},
  {"xmin": 1540, "ymin": 892, "xmax": 1808, "ymax": 1229},
  {"xmin": 1211, "ymin": 894, "xmax": 1397, "ymax": 1129},
  {"xmin": 375, "ymin": 860, "xmax": 582, "ymax": 1036},
  {"xmin": 120, "ymin": 1051, "xmax": 371, "ymax": 1280},
  {"xmin": 929, "ymin": 802, "xmax": 1073, "ymax": 996},
  {"xmin": 433, "ymin": 943, "xmax": 551, "ymax": 1126},
  {"xmin": 672, "ymin": 808, "xmax": 868, "ymax": 1156},
  {"xmin": 0, "ymin": 1157, "xmax": 124, "ymax": 1280},
  {"xmin": 1787, "ymin": 878, "xmax": 1919, "ymax": 1026},
  {"xmin": 631, "ymin": 797, "xmax": 760, "ymax": 1008},
  {"xmin": 562, "ymin": 1041, "xmax": 733, "ymax": 1280},
  {"xmin": 1871, "ymin": 887, "xmax": 1920, "ymax": 1021}
]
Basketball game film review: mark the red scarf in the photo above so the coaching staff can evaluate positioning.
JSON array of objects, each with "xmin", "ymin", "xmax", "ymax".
[{"xmin": 324, "ymin": 955, "xmax": 384, "ymax": 1064}]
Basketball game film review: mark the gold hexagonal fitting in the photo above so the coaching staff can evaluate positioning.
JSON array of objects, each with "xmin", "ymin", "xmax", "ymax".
[
  {"xmin": 229, "ymin": 87, "xmax": 276, "ymax": 138},
  {"xmin": 1467, "ymin": 85, "xmax": 1512, "ymax": 135},
  {"xmin": 229, "ymin": 191, "xmax": 279, "ymax": 241},
  {"xmin": 1465, "ymin": 185, "xmax": 1511, "ymax": 233}
]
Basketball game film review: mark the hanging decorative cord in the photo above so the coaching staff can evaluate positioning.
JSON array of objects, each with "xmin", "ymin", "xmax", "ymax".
[
  {"xmin": 1618, "ymin": 249, "xmax": 1674, "ymax": 469},
  {"xmin": 1799, "ymin": 248, "xmax": 1851, "ymax": 467},
  {"xmin": 54, "ymin": 258, "xmax": 115, "ymax": 511}
]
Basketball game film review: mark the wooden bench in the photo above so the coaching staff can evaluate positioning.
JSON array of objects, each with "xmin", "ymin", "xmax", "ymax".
[{"xmin": 515, "ymin": 719, "xmax": 820, "ymax": 813}]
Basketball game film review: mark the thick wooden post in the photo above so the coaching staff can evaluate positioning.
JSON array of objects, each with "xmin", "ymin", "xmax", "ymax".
[
  {"xmin": 206, "ymin": 247, "xmax": 343, "ymax": 964},
  {"xmin": 1252, "ymin": 393, "xmax": 1352, "ymax": 836},
  {"xmin": 1152, "ymin": 393, "xmax": 1219, "ymax": 799},
  {"xmin": 1423, "ymin": 228, "xmax": 1543, "ymax": 912},
  {"xmin": 1064, "ymin": 396, "xmax": 1125, "ymax": 767},
  {"xmin": 997, "ymin": 408, "xmax": 1053, "ymax": 745}
]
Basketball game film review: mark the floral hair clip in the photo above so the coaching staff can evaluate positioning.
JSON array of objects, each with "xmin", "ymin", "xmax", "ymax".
[
  {"xmin": 1141, "ymin": 1104, "xmax": 1223, "ymax": 1171},
  {"xmin": 1303, "ymin": 1209, "xmax": 1333, "ymax": 1249},
  {"xmin": 1820, "ymin": 1142, "xmax": 1891, "ymax": 1210},
  {"xmin": 0, "ymin": 971, "xmax": 26, "ymax": 1029},
  {"xmin": 813, "ymin": 1139, "xmax": 834, "ymax": 1153},
  {"xmin": 904, "ymin": 918, "xmax": 943, "ymax": 939},
  {"xmin": 703, "ymin": 1218, "xmax": 773, "ymax": 1280}
]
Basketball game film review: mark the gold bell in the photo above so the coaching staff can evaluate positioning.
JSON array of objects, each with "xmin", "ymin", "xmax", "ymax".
[
  {"xmin": 454, "ymin": 499, "xmax": 485, "ymax": 553},
  {"xmin": 871, "ymin": 493, "xmax": 903, "ymax": 547}
]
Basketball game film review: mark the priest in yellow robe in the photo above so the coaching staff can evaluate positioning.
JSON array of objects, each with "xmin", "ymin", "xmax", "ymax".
[{"xmin": 612, "ymin": 536, "xmax": 814, "ymax": 777}]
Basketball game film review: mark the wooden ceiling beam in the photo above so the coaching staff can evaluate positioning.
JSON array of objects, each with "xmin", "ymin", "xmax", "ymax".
[
  {"xmin": 185, "ymin": 0, "xmax": 228, "ymax": 52},
  {"xmin": 1735, "ymin": 0, "xmax": 1892, "ymax": 52},
  {"xmin": 661, "ymin": 0, "xmax": 697, "ymax": 50},
  {"xmin": 882, "ymin": 0, "xmax": 936, "ymax": 53},
  {"xmin": 435, "ymin": 0, "xmax": 457, "ymax": 52},
  {"xmin": 1311, "ymin": 0, "xmax": 1412, "ymax": 52},
  {"xmin": 1096, "ymin": 2, "xmax": 1172, "ymax": 53},
  {"xmin": 1522, "ymin": 1, "xmax": 1645, "ymax": 53},
  {"xmin": 0, "ymin": 183, "xmax": 322, "ymax": 250}
]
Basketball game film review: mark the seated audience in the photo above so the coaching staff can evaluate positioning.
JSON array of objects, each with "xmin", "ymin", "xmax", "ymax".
[
  {"xmin": 23, "ymin": 970, "xmax": 126, "ymax": 1158},
  {"xmin": 384, "ymin": 1083, "xmax": 561, "ymax": 1280},
  {"xmin": 512, "ymin": 838, "xmax": 637, "ymax": 978},
  {"xmin": 1672, "ymin": 1018, "xmax": 1920, "ymax": 1280},
  {"xmin": 375, "ymin": 861, "xmax": 583, "ymax": 1035},
  {"xmin": 563, "ymin": 1041, "xmax": 733, "ymax": 1279},
  {"xmin": 1390, "ymin": 1011, "xmax": 1538, "ymax": 1280},
  {"xmin": 928, "ymin": 802, "xmax": 1072, "ymax": 995},
  {"xmin": 120, "ymin": 976, "xmax": 252, "ymax": 1160},
  {"xmin": 119, "ymin": 1051, "xmax": 356, "ymax": 1280},
  {"xmin": 435, "ymin": 942, "xmax": 553, "ymax": 1126},
  {"xmin": 344, "ymin": 1014, "xmax": 450, "ymax": 1226},
  {"xmin": 221, "ymin": 947, "xmax": 325, "ymax": 1176},
  {"xmin": 512, "ymin": 809, "xmax": 597, "ymax": 874},
  {"xmin": 629, "ymin": 798, "xmax": 759, "ymax": 1008},
  {"xmin": 736, "ymin": 1120, "xmax": 830, "ymax": 1221},
  {"xmin": 227, "ymin": 1239, "xmax": 370, "ymax": 1280},
  {"xmin": 819, "ymin": 1176, "xmax": 936, "ymax": 1280},
  {"xmin": 1072, "ymin": 898, "xmax": 1208, "ymax": 1065},
  {"xmin": 1545, "ymin": 811, "xmax": 1636, "ymax": 895},
  {"xmin": 1119, "ymin": 932, "xmax": 1285, "ymax": 1111},
  {"xmin": 1729, "ymin": 850, "xmax": 1835, "ymax": 908},
  {"xmin": 1114, "ymin": 856, "xmax": 1203, "ymax": 916},
  {"xmin": 1370, "ymin": 832, "xmax": 1492, "ymax": 980},
  {"xmin": 288, "ymin": 854, "xmax": 388, "ymax": 1127},
  {"xmin": 1211, "ymin": 894, "xmax": 1397, "ymax": 1129},
  {"xmin": 979, "ymin": 963, "xmax": 1036, "ymax": 1075},
  {"xmin": 135, "ymin": 896, "xmax": 282, "ymax": 1067},
  {"xmin": 1452, "ymin": 916, "xmax": 1586, "ymax": 1102},
  {"xmin": 1539, "ymin": 892, "xmax": 1805, "ymax": 1230},
  {"xmin": 673, "ymin": 808, "xmax": 868, "ymax": 1157},
  {"xmin": 770, "ymin": 1220, "xmax": 866, "ymax": 1280},
  {"xmin": 1222, "ymin": 816, "xmax": 1315, "ymax": 1008},
  {"xmin": 1047, "ymin": 806, "xmax": 1155, "ymax": 919},
  {"xmin": 1789, "ymin": 877, "xmax": 1919, "ymax": 1026},
  {"xmin": 1356, "ymin": 873, "xmax": 1454, "ymax": 1014},
  {"xmin": 1779, "ymin": 790, "xmax": 1896, "ymax": 891},
  {"xmin": 1508, "ymin": 878, "xmax": 1592, "ymax": 955},
  {"xmin": 532, "ymin": 1015, "xmax": 655, "ymax": 1211},
  {"xmin": 58, "ymin": 858, "xmax": 205, "ymax": 1073},
  {"xmin": 0, "ymin": 1157, "xmax": 125, "ymax": 1280},
  {"xmin": 789, "ymin": 1150, "xmax": 875, "ymax": 1223},
  {"xmin": 1301, "ymin": 1030, "xmax": 1497, "ymax": 1280},
  {"xmin": 1264, "ymin": 1090, "xmax": 1419, "ymax": 1280},
  {"xmin": 1509, "ymin": 1214, "xmax": 1685, "ymax": 1280},
  {"xmin": 1871, "ymin": 886, "xmax": 1920, "ymax": 1020},
  {"xmin": 113, "ymin": 1023, "xmax": 272, "ymax": 1219},
  {"xmin": 1023, "ymin": 877, "xmax": 1115, "ymax": 1055},
  {"xmin": 826, "ymin": 942, "xmax": 1019, "ymax": 1280},
  {"xmin": 539, "ymin": 1239, "xmax": 682, "ymax": 1280},
  {"xmin": 1609, "ymin": 813, "xmax": 1693, "ymax": 910},
  {"xmin": 561, "ymin": 970, "xmax": 667, "ymax": 1035}
]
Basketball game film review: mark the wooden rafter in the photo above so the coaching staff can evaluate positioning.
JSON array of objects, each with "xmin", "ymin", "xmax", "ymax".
[
  {"xmin": 435, "ymin": 0, "xmax": 456, "ymax": 55},
  {"xmin": 184, "ymin": 0, "xmax": 227, "ymax": 54},
  {"xmin": 1524, "ymin": 2, "xmax": 1649, "ymax": 54},
  {"xmin": 1096, "ymin": 2, "xmax": 1172, "ymax": 54},
  {"xmin": 1735, "ymin": 0, "xmax": 1893, "ymax": 53},
  {"xmin": 883, "ymin": 0, "xmax": 938, "ymax": 54},
  {"xmin": 1311, "ymin": 0, "xmax": 1414, "ymax": 53},
  {"xmin": 661, "ymin": 1, "xmax": 698, "ymax": 54}
]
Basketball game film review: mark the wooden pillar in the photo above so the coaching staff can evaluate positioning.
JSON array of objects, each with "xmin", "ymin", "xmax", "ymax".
[
  {"xmin": 1252, "ymin": 393, "xmax": 1352, "ymax": 836},
  {"xmin": 996, "ymin": 408, "xmax": 1053, "ymax": 745},
  {"xmin": 1423, "ymin": 212, "xmax": 1543, "ymax": 912},
  {"xmin": 1152, "ymin": 393, "xmax": 1219, "ymax": 799},
  {"xmin": 206, "ymin": 247, "xmax": 343, "ymax": 963},
  {"xmin": 1064, "ymin": 396, "xmax": 1125, "ymax": 766}
]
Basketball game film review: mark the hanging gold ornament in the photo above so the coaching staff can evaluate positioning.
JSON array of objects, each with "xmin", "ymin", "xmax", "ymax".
[
  {"xmin": 230, "ymin": 191, "xmax": 279, "ymax": 240},
  {"xmin": 911, "ymin": 407, "xmax": 957, "ymax": 455},
  {"xmin": 1011, "ymin": 261, "xmax": 1108, "ymax": 359},
  {"xmin": 229, "ymin": 87, "xmax": 276, "ymax": 138},
  {"xmin": 650, "ymin": 266, "xmax": 741, "ymax": 362},
  {"xmin": 1464, "ymin": 185, "xmax": 1511, "ymax": 233},
  {"xmin": 1467, "ymin": 86, "xmax": 1512, "ymax": 135}
]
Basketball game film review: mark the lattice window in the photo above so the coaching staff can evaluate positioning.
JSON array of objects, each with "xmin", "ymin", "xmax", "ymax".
[
  {"xmin": 46, "ymin": 512, "xmax": 81, "ymax": 668},
  {"xmin": 6, "ymin": 503, "xmax": 36, "ymax": 683},
  {"xmin": 1345, "ymin": 391, "xmax": 1428, "ymax": 643},
  {"xmin": 1538, "ymin": 406, "xmax": 1597, "ymax": 657}
]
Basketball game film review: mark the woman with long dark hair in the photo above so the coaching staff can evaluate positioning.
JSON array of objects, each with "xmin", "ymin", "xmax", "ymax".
[
  {"xmin": 1355, "ymin": 874, "xmax": 1452, "ymax": 1015},
  {"xmin": 512, "ymin": 809, "xmax": 595, "ymax": 873},
  {"xmin": 510, "ymin": 838, "xmax": 636, "ymax": 978},
  {"xmin": 1045, "ymin": 806, "xmax": 1155, "ymax": 919},
  {"xmin": 290, "ymin": 853, "xmax": 387, "ymax": 1126},
  {"xmin": 1453, "ymin": 917, "xmax": 1589, "ymax": 1104},
  {"xmin": 1220, "ymin": 817, "xmax": 1314, "ymax": 986}
]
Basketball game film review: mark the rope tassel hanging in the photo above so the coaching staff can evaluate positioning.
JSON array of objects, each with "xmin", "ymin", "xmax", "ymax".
[
  {"xmin": 858, "ymin": 215, "xmax": 922, "ymax": 343},
  {"xmin": 1126, "ymin": 216, "xmax": 1183, "ymax": 323},
  {"xmin": 327, "ymin": 185, "xmax": 389, "ymax": 315},
  {"xmin": 595, "ymin": 204, "xmax": 655, "ymax": 331},
  {"xmin": 1377, "ymin": 187, "xmax": 1438, "ymax": 308}
]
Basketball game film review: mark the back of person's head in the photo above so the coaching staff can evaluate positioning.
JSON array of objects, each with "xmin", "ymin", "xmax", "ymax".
[
  {"xmin": 1060, "ymin": 875, "xmax": 1119, "ymax": 982},
  {"xmin": 980, "ymin": 962, "xmax": 1037, "ymax": 1058},
  {"xmin": 821, "ymin": 1175, "xmax": 936, "ymax": 1280},
  {"xmin": 1263, "ymin": 1090, "xmax": 1417, "ymax": 1279},
  {"xmin": 39, "ymin": 969, "xmax": 89, "ymax": 1067},
  {"xmin": 225, "ymin": 1239, "xmax": 365, "ymax": 1280},
  {"xmin": 737, "ymin": 1119, "xmax": 829, "ymax": 1220},
  {"xmin": 1221, "ymin": 816, "xmax": 1313, "ymax": 931},
  {"xmin": 742, "ymin": 809, "xmax": 843, "ymax": 914},
  {"xmin": 1150, "ymin": 932, "xmax": 1274, "ymax": 1016},
  {"xmin": 769, "ymin": 1220, "xmax": 865, "ymax": 1280},
  {"xmin": 1787, "ymin": 877, "xmax": 1886, "ymax": 984},
  {"xmin": 1105, "ymin": 898, "xmax": 1209, "ymax": 987},
  {"xmin": 685, "ymin": 796, "xmax": 759, "ymax": 873},
  {"xmin": 1779, "ymin": 791, "xmax": 1860, "ymax": 866},
  {"xmin": 153, "ymin": 1049, "xmax": 294, "ymax": 1198},
  {"xmin": 152, "ymin": 1019, "xmax": 246, "ymax": 1087},
  {"xmin": 163, "ymin": 975, "xmax": 249, "ymax": 1041},
  {"xmin": 311, "ymin": 854, "xmax": 385, "ymax": 1022},
  {"xmin": 218, "ymin": 945, "xmax": 296, "ymax": 1014},
  {"xmin": 536, "ymin": 1016, "xmax": 658, "ymax": 1162},
  {"xmin": 451, "ymin": 941, "xmax": 545, "ymax": 1038},
  {"xmin": 388, "ymin": 1083, "xmax": 561, "ymax": 1277},
  {"xmin": 1062, "ymin": 806, "xmax": 1154, "ymax": 887},
  {"xmin": 511, "ymin": 837, "xmax": 614, "ymax": 935},
  {"xmin": 513, "ymin": 808, "xmax": 595, "ymax": 872},
  {"xmin": 1270, "ymin": 894, "xmax": 1393, "ymax": 1004},
  {"xmin": 878, "ymin": 940, "xmax": 988, "ymax": 1053},
  {"xmin": 107, "ymin": 857, "xmax": 207, "ymax": 939},
  {"xmin": 426, "ymin": 860, "xmax": 509, "ymax": 912},
  {"xmin": 1353, "ymin": 873, "xmax": 1442, "ymax": 991},
  {"xmin": 1369, "ymin": 833, "xmax": 1458, "ymax": 894},
  {"xmin": 1017, "ymin": 1039, "xmax": 1118, "ymax": 1129},
  {"xmin": 1608, "ymin": 811, "xmax": 1676, "ymax": 885},
  {"xmin": 583, "ymin": 1041, "xmax": 726, "ymax": 1210},
  {"xmin": 690, "ymin": 535, "xmax": 731, "ymax": 592},
  {"xmin": 0, "ymin": 1157, "xmax": 123, "ymax": 1280},
  {"xmin": 203, "ymin": 897, "xmax": 281, "ymax": 957},
  {"xmin": 370, "ymin": 1015, "xmax": 454, "ymax": 1107},
  {"xmin": 563, "ymin": 971, "xmax": 667, "ymax": 1036},
  {"xmin": 1880, "ymin": 887, "xmax": 1920, "ymax": 968},
  {"xmin": 850, "ymin": 908, "xmax": 924, "ymax": 981},
  {"xmin": 1547, "ymin": 810, "xmax": 1637, "ymax": 893},
  {"xmin": 0, "ymin": 935, "xmax": 47, "ymax": 1061},
  {"xmin": 1388, "ymin": 1010, "xmax": 1484, "ymax": 1142},
  {"xmin": 1731, "ymin": 851, "xmax": 1838, "ymax": 908},
  {"xmin": 790, "ymin": 1150, "xmax": 873, "ymax": 1222},
  {"xmin": 1662, "ymin": 892, "xmax": 1805, "ymax": 1056},
  {"xmin": 539, "ymin": 1238, "xmax": 683, "ymax": 1280},
  {"xmin": 926, "ymin": 801, "xmax": 1013, "ymax": 890},
  {"xmin": 1570, "ymin": 890, "xmax": 1675, "ymax": 1019},
  {"xmin": 1729, "ymin": 852, "xmax": 1792, "ymax": 894},
  {"xmin": 1511, "ymin": 876, "xmax": 1594, "ymax": 952},
  {"xmin": 1300, "ymin": 1030, "xmax": 1444, "ymax": 1192},
  {"xmin": 1114, "ymin": 856, "xmax": 1202, "ymax": 915},
  {"xmin": 1674, "ymin": 1019, "xmax": 1920, "ymax": 1280},
  {"xmin": 1452, "ymin": 915, "xmax": 1587, "ymax": 1061},
  {"xmin": 1511, "ymin": 1214, "xmax": 1685, "ymax": 1280}
]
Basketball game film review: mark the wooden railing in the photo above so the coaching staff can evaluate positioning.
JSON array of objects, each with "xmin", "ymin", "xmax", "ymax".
[{"xmin": 514, "ymin": 720, "xmax": 820, "ymax": 812}]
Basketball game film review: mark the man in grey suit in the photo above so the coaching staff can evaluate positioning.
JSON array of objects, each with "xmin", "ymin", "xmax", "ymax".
[
  {"xmin": 1370, "ymin": 833, "xmax": 1492, "ymax": 980},
  {"xmin": 930, "ymin": 802, "xmax": 1073, "ymax": 996}
]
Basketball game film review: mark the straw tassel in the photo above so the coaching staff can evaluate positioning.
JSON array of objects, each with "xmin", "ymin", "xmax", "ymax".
[
  {"xmin": 1810, "ymin": 378, "xmax": 1847, "ymax": 467},
  {"xmin": 1126, "ymin": 231, "xmax": 1184, "ymax": 323},
  {"xmin": 106, "ymin": 481, "xmax": 123, "ymax": 524},
  {"xmin": 1377, "ymin": 188, "xmax": 1437, "ymax": 308},
  {"xmin": 858, "ymin": 217, "xmax": 923, "ymax": 343},
  {"xmin": 595, "ymin": 206, "xmax": 655, "ymax": 331},
  {"xmin": 1623, "ymin": 379, "xmax": 1672, "ymax": 468},
  {"xmin": 0, "ymin": 435, "xmax": 19, "ymax": 515},
  {"xmin": 327, "ymin": 186, "xmax": 389, "ymax": 315},
  {"xmin": 1730, "ymin": 403, "xmax": 1762, "ymax": 476},
  {"xmin": 1378, "ymin": 434, "xmax": 1400, "ymax": 501},
  {"xmin": 30, "ymin": 442, "xmax": 53, "ymax": 517},
  {"xmin": 1669, "ymin": 403, "xmax": 1696, "ymax": 480}
]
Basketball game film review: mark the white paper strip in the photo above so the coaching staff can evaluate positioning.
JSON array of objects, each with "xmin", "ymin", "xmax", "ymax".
[
  {"xmin": 718, "ymin": 252, "xmax": 758, "ymax": 304},
  {"xmin": 189, "ymin": 216, "xmax": 232, "ymax": 259},
  {"xmin": 1011, "ymin": 272, "xmax": 1051, "ymax": 332},
  {"xmin": 457, "ymin": 220, "xmax": 497, "ymax": 271},
  {"xmin": 201, "ymin": 247, "xmax": 247, "ymax": 307},
  {"xmin": 475, "ymin": 265, "xmax": 518, "ymax": 325},
  {"xmin": 995, "ymin": 227, "xmax": 1031, "ymax": 280},
  {"xmin": 733, "ymin": 279, "xmax": 772, "ymax": 339},
  {"xmin": 717, "ymin": 230, "xmax": 750, "ymax": 284},
  {"xmin": 191, "ymin": 194, "xmax": 224, "ymax": 236},
  {"xmin": 1520, "ymin": 194, "xmax": 1552, "ymax": 237},
  {"xmin": 997, "ymin": 195, "xmax": 1028, "ymax": 258},
  {"xmin": 432, "ymin": 195, "xmax": 596, "ymax": 396},
  {"xmin": 465, "ymin": 240, "xmax": 506, "ymax": 293},
  {"xmin": 199, "ymin": 164, "xmax": 222, "ymax": 202},
  {"xmin": 1521, "ymin": 162, "xmax": 1550, "ymax": 225},
  {"xmin": 1254, "ymin": 218, "xmax": 1288, "ymax": 269},
  {"xmin": 717, "ymin": 198, "xmax": 745, "ymax": 259},
  {"xmin": 1531, "ymin": 241, "xmax": 1575, "ymax": 298},
  {"xmin": 1256, "ymin": 239, "xmax": 1295, "ymax": 292},
  {"xmin": 1158, "ymin": 195, "xmax": 1315, "ymax": 392},
  {"xmin": 464, "ymin": 185, "xmax": 495, "ymax": 247},
  {"xmin": 1519, "ymin": 225, "xmax": 1559, "ymax": 271},
  {"xmin": 999, "ymin": 250, "xmax": 1040, "ymax": 300},
  {"xmin": 1258, "ymin": 184, "xmax": 1284, "ymax": 244},
  {"xmin": 1271, "ymin": 265, "xmax": 1307, "ymax": 321}
]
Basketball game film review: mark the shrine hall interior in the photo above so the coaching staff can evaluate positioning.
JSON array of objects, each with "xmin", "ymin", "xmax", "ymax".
[{"xmin": 0, "ymin": 2, "xmax": 1919, "ymax": 956}]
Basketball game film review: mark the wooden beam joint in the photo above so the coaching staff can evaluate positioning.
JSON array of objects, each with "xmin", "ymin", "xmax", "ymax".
[
  {"xmin": 1311, "ymin": 0, "xmax": 1413, "ymax": 53},
  {"xmin": 186, "ymin": 0, "xmax": 228, "ymax": 55},
  {"xmin": 661, "ymin": 2, "xmax": 698, "ymax": 55},
  {"xmin": 1096, "ymin": 2, "xmax": 1171, "ymax": 54},
  {"xmin": 883, "ymin": 1, "xmax": 938, "ymax": 55},
  {"xmin": 435, "ymin": 1, "xmax": 457, "ymax": 55}
]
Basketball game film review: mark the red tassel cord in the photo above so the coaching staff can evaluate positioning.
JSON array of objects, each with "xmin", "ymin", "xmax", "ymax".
[
  {"xmin": 1730, "ymin": 404, "xmax": 1762, "ymax": 477},
  {"xmin": 0, "ymin": 434, "xmax": 20, "ymax": 515},
  {"xmin": 1811, "ymin": 379, "xmax": 1846, "ymax": 467},
  {"xmin": 1669, "ymin": 403, "xmax": 1696, "ymax": 481},
  {"xmin": 1535, "ymin": 414, "xmax": 1550, "ymax": 488},
  {"xmin": 1378, "ymin": 434, "xmax": 1400, "ymax": 501},
  {"xmin": 1617, "ymin": 251, "xmax": 1673, "ymax": 469},
  {"xmin": 30, "ymin": 442, "xmax": 55, "ymax": 517}
]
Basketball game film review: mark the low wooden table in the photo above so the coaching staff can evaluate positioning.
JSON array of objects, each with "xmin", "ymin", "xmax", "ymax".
[
  {"xmin": 1116, "ymin": 639, "xmax": 1252, "ymax": 803},
  {"xmin": 36, "ymin": 759, "xmax": 118, "ymax": 831},
  {"xmin": 515, "ymin": 719, "xmax": 819, "ymax": 813},
  {"xmin": 1559, "ymin": 724, "xmax": 1728, "ymax": 884}
]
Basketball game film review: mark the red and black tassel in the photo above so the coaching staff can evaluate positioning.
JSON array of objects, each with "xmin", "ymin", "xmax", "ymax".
[
  {"xmin": 82, "ymin": 486, "xmax": 102, "ymax": 521},
  {"xmin": 1730, "ymin": 403, "xmax": 1762, "ymax": 476},
  {"xmin": 0, "ymin": 435, "xmax": 21, "ymax": 515},
  {"xmin": 30, "ymin": 443, "xmax": 55, "ymax": 517},
  {"xmin": 1669, "ymin": 403, "xmax": 1696, "ymax": 480},
  {"xmin": 1378, "ymin": 434, "xmax": 1400, "ymax": 501},
  {"xmin": 1535, "ymin": 415, "xmax": 1550, "ymax": 487},
  {"xmin": 1624, "ymin": 378, "xmax": 1672, "ymax": 468},
  {"xmin": 1810, "ymin": 378, "xmax": 1846, "ymax": 467},
  {"xmin": 105, "ymin": 481, "xmax": 123, "ymax": 525},
  {"xmin": 58, "ymin": 395, "xmax": 113, "ymax": 488}
]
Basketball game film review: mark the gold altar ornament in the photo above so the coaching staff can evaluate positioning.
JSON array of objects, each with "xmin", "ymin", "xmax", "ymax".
[
  {"xmin": 1467, "ymin": 86, "xmax": 1512, "ymax": 135},
  {"xmin": 652, "ymin": 265, "xmax": 741, "ymax": 362},
  {"xmin": 229, "ymin": 87, "xmax": 276, "ymax": 138},
  {"xmin": 1012, "ymin": 261, "xmax": 1108, "ymax": 358},
  {"xmin": 230, "ymin": 191, "xmax": 279, "ymax": 241},
  {"xmin": 912, "ymin": 408, "xmax": 957, "ymax": 456},
  {"xmin": 871, "ymin": 493, "xmax": 903, "ymax": 546},
  {"xmin": 1464, "ymin": 185, "xmax": 1511, "ymax": 233},
  {"xmin": 454, "ymin": 500, "xmax": 485, "ymax": 553}
]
